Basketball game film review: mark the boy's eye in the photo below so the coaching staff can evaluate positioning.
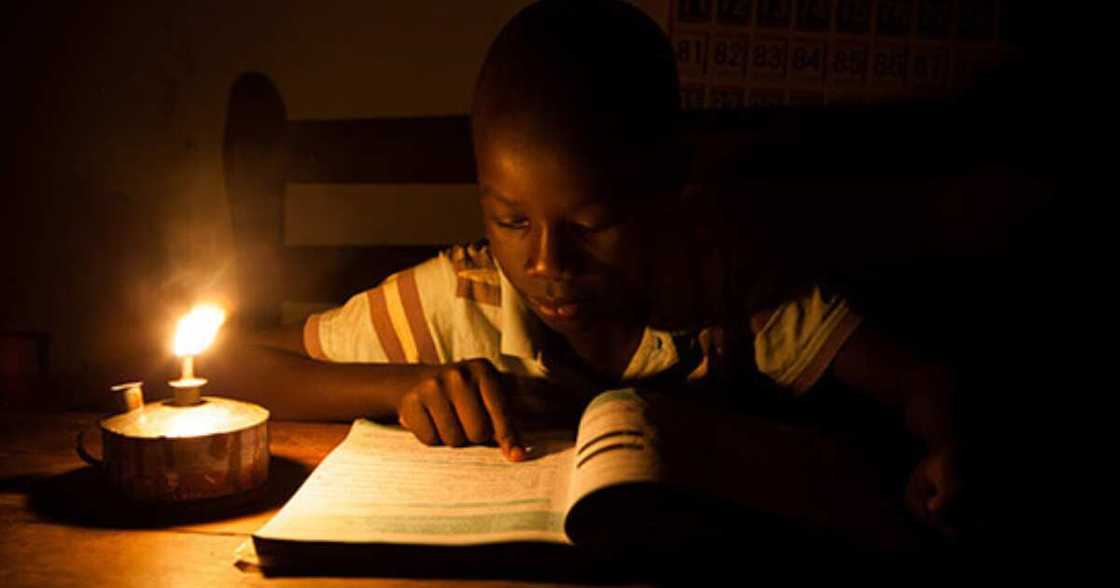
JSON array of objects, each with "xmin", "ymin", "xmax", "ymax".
[
  {"xmin": 571, "ymin": 215, "xmax": 622, "ymax": 235},
  {"xmin": 573, "ymin": 221, "xmax": 611, "ymax": 234},
  {"xmin": 493, "ymin": 216, "xmax": 529, "ymax": 230}
]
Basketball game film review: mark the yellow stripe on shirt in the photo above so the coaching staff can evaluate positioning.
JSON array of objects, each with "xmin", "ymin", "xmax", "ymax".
[
  {"xmin": 383, "ymin": 277, "xmax": 419, "ymax": 363},
  {"xmin": 398, "ymin": 269, "xmax": 440, "ymax": 364}
]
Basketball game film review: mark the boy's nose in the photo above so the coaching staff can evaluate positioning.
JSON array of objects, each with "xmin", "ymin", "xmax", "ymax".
[{"xmin": 525, "ymin": 225, "xmax": 571, "ymax": 280}]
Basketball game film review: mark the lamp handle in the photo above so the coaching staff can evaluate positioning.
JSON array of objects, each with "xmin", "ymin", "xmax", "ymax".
[{"xmin": 75, "ymin": 430, "xmax": 103, "ymax": 469}]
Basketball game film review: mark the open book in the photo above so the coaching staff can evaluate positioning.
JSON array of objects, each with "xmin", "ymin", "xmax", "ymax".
[{"xmin": 239, "ymin": 389, "xmax": 745, "ymax": 576}]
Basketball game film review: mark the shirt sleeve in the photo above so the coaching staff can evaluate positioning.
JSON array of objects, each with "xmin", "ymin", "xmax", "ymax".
[
  {"xmin": 751, "ymin": 286, "xmax": 863, "ymax": 394},
  {"xmin": 302, "ymin": 252, "xmax": 457, "ymax": 364}
]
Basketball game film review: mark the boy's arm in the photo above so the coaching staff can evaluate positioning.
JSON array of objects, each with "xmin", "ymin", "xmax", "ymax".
[
  {"xmin": 206, "ymin": 322, "xmax": 528, "ymax": 460},
  {"xmin": 830, "ymin": 322, "xmax": 955, "ymax": 448},
  {"xmin": 829, "ymin": 322, "xmax": 964, "ymax": 533},
  {"xmin": 207, "ymin": 321, "xmax": 440, "ymax": 421}
]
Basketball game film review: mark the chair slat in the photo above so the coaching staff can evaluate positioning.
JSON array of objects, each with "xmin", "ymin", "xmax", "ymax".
[{"xmin": 286, "ymin": 116, "xmax": 476, "ymax": 184}]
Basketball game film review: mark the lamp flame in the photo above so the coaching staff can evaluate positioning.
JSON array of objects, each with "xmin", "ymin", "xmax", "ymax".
[{"xmin": 173, "ymin": 305, "xmax": 226, "ymax": 357}]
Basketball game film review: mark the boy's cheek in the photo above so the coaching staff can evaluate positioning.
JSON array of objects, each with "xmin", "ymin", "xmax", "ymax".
[{"xmin": 485, "ymin": 232, "xmax": 532, "ymax": 275}]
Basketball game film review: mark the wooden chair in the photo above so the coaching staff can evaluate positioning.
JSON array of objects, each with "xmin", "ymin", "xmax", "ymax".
[{"xmin": 223, "ymin": 72, "xmax": 478, "ymax": 328}]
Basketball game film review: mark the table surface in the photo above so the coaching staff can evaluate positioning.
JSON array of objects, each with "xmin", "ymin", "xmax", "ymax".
[{"xmin": 0, "ymin": 410, "xmax": 928, "ymax": 587}]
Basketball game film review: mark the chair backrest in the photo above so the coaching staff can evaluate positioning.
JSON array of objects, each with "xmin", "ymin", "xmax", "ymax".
[{"xmin": 224, "ymin": 72, "xmax": 479, "ymax": 328}]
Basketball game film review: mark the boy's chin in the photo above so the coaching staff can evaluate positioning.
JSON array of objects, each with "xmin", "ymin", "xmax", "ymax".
[{"xmin": 530, "ymin": 303, "xmax": 615, "ymax": 338}]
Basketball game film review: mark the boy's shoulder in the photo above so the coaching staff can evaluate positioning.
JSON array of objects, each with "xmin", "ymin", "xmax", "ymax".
[
  {"xmin": 444, "ymin": 240, "xmax": 498, "ymax": 274},
  {"xmin": 309, "ymin": 241, "xmax": 504, "ymax": 365},
  {"xmin": 420, "ymin": 240, "xmax": 502, "ymax": 309},
  {"xmin": 408, "ymin": 240, "xmax": 496, "ymax": 282}
]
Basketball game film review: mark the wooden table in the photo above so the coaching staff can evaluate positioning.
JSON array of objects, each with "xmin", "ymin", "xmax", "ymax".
[{"xmin": 0, "ymin": 411, "xmax": 930, "ymax": 587}]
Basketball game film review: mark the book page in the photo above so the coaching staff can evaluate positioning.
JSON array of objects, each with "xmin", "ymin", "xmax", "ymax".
[
  {"xmin": 254, "ymin": 420, "xmax": 576, "ymax": 547},
  {"xmin": 566, "ymin": 388, "xmax": 661, "ymax": 509}
]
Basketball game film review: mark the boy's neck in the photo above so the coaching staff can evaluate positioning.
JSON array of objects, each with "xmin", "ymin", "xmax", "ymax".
[{"xmin": 546, "ymin": 320, "xmax": 646, "ymax": 384}]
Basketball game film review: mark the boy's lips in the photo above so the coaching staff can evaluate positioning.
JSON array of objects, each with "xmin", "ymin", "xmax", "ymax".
[{"xmin": 529, "ymin": 297, "xmax": 586, "ymax": 321}]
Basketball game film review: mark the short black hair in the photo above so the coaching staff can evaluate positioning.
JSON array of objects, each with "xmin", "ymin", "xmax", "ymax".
[{"xmin": 472, "ymin": 0, "xmax": 680, "ymax": 154}]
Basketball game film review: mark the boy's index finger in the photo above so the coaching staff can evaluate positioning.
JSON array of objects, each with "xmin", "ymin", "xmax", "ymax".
[{"xmin": 468, "ymin": 363, "xmax": 526, "ymax": 462}]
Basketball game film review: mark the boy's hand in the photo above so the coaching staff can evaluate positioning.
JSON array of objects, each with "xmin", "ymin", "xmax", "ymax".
[
  {"xmin": 394, "ymin": 358, "xmax": 528, "ymax": 461},
  {"xmin": 905, "ymin": 444, "xmax": 967, "ymax": 540}
]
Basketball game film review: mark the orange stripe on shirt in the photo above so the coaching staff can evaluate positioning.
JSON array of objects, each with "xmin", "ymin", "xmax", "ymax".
[
  {"xmin": 367, "ymin": 287, "xmax": 406, "ymax": 363},
  {"xmin": 303, "ymin": 313, "xmax": 326, "ymax": 360},
  {"xmin": 456, "ymin": 277, "xmax": 501, "ymax": 306},
  {"xmin": 397, "ymin": 269, "xmax": 440, "ymax": 364}
]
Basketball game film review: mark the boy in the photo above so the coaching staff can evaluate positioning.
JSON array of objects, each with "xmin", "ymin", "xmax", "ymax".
[{"xmin": 221, "ymin": 0, "xmax": 962, "ymax": 538}]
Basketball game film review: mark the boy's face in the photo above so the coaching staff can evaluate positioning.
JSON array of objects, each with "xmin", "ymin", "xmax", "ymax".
[{"xmin": 476, "ymin": 128, "xmax": 666, "ymax": 338}]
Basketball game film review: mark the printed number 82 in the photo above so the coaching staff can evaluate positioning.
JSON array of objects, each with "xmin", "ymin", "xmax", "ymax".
[{"xmin": 713, "ymin": 41, "xmax": 743, "ymax": 66}]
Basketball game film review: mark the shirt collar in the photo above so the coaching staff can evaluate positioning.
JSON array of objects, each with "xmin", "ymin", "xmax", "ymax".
[
  {"xmin": 496, "ymin": 260, "xmax": 543, "ymax": 362},
  {"xmin": 620, "ymin": 328, "xmax": 682, "ymax": 381}
]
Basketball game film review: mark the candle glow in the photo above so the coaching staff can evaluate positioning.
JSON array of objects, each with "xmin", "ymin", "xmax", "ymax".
[{"xmin": 173, "ymin": 304, "xmax": 226, "ymax": 357}]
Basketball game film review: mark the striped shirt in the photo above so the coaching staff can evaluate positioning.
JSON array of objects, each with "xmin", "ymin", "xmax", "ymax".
[{"xmin": 303, "ymin": 241, "xmax": 862, "ymax": 394}]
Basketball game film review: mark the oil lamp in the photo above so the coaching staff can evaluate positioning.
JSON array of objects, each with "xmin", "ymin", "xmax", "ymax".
[{"xmin": 76, "ymin": 305, "xmax": 270, "ymax": 502}]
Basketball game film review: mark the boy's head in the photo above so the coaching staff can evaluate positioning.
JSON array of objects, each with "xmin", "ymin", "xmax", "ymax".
[{"xmin": 471, "ymin": 0, "xmax": 684, "ymax": 338}]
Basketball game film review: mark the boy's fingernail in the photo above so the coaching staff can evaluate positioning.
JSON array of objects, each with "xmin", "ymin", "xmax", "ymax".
[{"xmin": 509, "ymin": 445, "xmax": 526, "ymax": 461}]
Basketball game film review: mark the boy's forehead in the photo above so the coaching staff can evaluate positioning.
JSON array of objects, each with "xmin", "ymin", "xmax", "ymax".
[
  {"xmin": 478, "ymin": 117, "xmax": 657, "ymax": 182},
  {"xmin": 476, "ymin": 136, "xmax": 649, "ymax": 210}
]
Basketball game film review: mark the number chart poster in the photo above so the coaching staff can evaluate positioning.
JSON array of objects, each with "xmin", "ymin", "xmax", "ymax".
[{"xmin": 668, "ymin": 0, "xmax": 1018, "ymax": 110}]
